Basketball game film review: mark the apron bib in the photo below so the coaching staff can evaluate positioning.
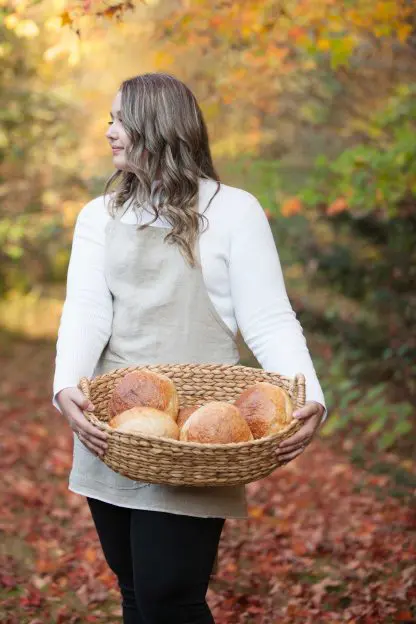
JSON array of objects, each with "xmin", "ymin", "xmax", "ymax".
[{"xmin": 68, "ymin": 199, "xmax": 248, "ymax": 519}]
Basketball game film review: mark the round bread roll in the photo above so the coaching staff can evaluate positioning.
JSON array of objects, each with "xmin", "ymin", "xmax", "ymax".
[
  {"xmin": 234, "ymin": 382, "xmax": 293, "ymax": 439},
  {"xmin": 177, "ymin": 405, "xmax": 201, "ymax": 429},
  {"xmin": 108, "ymin": 370, "xmax": 179, "ymax": 420},
  {"xmin": 179, "ymin": 401, "xmax": 253, "ymax": 444},
  {"xmin": 109, "ymin": 406, "xmax": 179, "ymax": 439}
]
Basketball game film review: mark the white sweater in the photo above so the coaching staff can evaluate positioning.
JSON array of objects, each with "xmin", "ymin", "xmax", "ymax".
[{"xmin": 52, "ymin": 178, "xmax": 327, "ymax": 421}]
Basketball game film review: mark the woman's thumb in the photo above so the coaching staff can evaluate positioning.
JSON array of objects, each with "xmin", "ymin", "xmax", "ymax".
[
  {"xmin": 74, "ymin": 389, "xmax": 95, "ymax": 411},
  {"xmin": 83, "ymin": 396, "xmax": 95, "ymax": 410}
]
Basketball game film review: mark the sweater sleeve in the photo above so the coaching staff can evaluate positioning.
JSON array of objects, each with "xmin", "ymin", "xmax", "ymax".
[
  {"xmin": 228, "ymin": 196, "xmax": 328, "ymax": 423},
  {"xmin": 51, "ymin": 198, "xmax": 113, "ymax": 415}
]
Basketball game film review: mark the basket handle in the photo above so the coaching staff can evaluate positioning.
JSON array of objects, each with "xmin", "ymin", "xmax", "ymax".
[
  {"xmin": 77, "ymin": 376, "xmax": 106, "ymax": 428},
  {"xmin": 288, "ymin": 373, "xmax": 306, "ymax": 410},
  {"xmin": 78, "ymin": 376, "xmax": 91, "ymax": 400}
]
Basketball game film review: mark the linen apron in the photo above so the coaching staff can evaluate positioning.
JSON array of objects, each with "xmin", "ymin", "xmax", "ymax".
[{"xmin": 68, "ymin": 202, "xmax": 248, "ymax": 519}]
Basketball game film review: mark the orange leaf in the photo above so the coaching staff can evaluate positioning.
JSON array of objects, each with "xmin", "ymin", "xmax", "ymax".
[
  {"xmin": 85, "ymin": 547, "xmax": 97, "ymax": 563},
  {"xmin": 281, "ymin": 197, "xmax": 302, "ymax": 217},
  {"xmin": 292, "ymin": 539, "xmax": 308, "ymax": 555},
  {"xmin": 102, "ymin": 6, "xmax": 120, "ymax": 19},
  {"xmin": 248, "ymin": 505, "xmax": 264, "ymax": 518},
  {"xmin": 395, "ymin": 611, "xmax": 413, "ymax": 621},
  {"xmin": 327, "ymin": 196, "xmax": 348, "ymax": 215},
  {"xmin": 288, "ymin": 26, "xmax": 306, "ymax": 40},
  {"xmin": 376, "ymin": 188, "xmax": 384, "ymax": 202}
]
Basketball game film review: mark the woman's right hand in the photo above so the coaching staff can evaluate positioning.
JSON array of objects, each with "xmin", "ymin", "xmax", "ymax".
[{"xmin": 56, "ymin": 387, "xmax": 109, "ymax": 457}]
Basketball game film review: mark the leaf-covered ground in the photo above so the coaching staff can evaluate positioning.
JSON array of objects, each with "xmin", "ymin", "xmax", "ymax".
[{"xmin": 1, "ymin": 334, "xmax": 415, "ymax": 623}]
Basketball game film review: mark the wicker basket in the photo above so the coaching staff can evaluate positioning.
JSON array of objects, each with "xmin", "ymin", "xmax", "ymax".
[{"xmin": 78, "ymin": 363, "xmax": 305, "ymax": 487}]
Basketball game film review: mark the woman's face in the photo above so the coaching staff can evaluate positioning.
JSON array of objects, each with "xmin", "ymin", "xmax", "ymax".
[{"xmin": 106, "ymin": 90, "xmax": 131, "ymax": 170}]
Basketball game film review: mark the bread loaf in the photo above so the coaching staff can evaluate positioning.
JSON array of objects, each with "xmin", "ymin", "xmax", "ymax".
[
  {"xmin": 234, "ymin": 382, "xmax": 293, "ymax": 439},
  {"xmin": 108, "ymin": 370, "xmax": 179, "ymax": 420},
  {"xmin": 109, "ymin": 406, "xmax": 180, "ymax": 440},
  {"xmin": 177, "ymin": 405, "xmax": 201, "ymax": 429},
  {"xmin": 179, "ymin": 401, "xmax": 253, "ymax": 444}
]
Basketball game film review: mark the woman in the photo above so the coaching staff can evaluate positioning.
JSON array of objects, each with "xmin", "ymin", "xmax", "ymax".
[{"xmin": 52, "ymin": 73, "xmax": 327, "ymax": 624}]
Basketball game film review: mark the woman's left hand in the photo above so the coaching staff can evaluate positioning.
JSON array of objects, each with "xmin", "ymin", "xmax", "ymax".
[{"xmin": 274, "ymin": 401, "xmax": 325, "ymax": 464}]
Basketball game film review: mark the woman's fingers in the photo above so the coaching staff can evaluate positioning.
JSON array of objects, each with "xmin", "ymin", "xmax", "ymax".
[
  {"xmin": 275, "ymin": 418, "xmax": 316, "ymax": 459},
  {"xmin": 275, "ymin": 434, "xmax": 311, "ymax": 463},
  {"xmin": 292, "ymin": 402, "xmax": 319, "ymax": 420},
  {"xmin": 71, "ymin": 401, "xmax": 109, "ymax": 441},
  {"xmin": 78, "ymin": 432, "xmax": 106, "ymax": 457},
  {"xmin": 72, "ymin": 413, "xmax": 109, "ymax": 442},
  {"xmin": 59, "ymin": 388, "xmax": 107, "ymax": 439},
  {"xmin": 72, "ymin": 417, "xmax": 108, "ymax": 451},
  {"xmin": 276, "ymin": 437, "xmax": 312, "ymax": 455},
  {"xmin": 69, "ymin": 408, "xmax": 109, "ymax": 453},
  {"xmin": 78, "ymin": 431, "xmax": 108, "ymax": 454},
  {"xmin": 275, "ymin": 431, "xmax": 310, "ymax": 457},
  {"xmin": 277, "ymin": 446, "xmax": 305, "ymax": 464},
  {"xmin": 58, "ymin": 387, "xmax": 109, "ymax": 456}
]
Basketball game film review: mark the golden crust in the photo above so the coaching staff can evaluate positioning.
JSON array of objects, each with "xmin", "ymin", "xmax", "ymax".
[
  {"xmin": 108, "ymin": 370, "xmax": 179, "ymax": 420},
  {"xmin": 177, "ymin": 405, "xmax": 201, "ymax": 429},
  {"xmin": 109, "ymin": 406, "xmax": 179, "ymax": 439},
  {"xmin": 234, "ymin": 382, "xmax": 293, "ymax": 439},
  {"xmin": 179, "ymin": 401, "xmax": 253, "ymax": 444}
]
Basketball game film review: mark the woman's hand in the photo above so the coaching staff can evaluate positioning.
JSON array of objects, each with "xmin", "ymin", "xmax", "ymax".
[
  {"xmin": 56, "ymin": 387, "xmax": 109, "ymax": 458},
  {"xmin": 274, "ymin": 401, "xmax": 325, "ymax": 465}
]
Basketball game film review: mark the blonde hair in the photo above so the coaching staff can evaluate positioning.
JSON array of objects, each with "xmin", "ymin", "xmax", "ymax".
[{"xmin": 103, "ymin": 72, "xmax": 221, "ymax": 266}]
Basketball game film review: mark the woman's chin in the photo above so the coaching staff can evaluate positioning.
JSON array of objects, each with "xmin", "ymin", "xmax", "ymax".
[{"xmin": 112, "ymin": 156, "xmax": 127, "ymax": 170}]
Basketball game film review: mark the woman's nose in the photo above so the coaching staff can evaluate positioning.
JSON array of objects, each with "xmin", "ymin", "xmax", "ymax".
[{"xmin": 106, "ymin": 125, "xmax": 117, "ymax": 140}]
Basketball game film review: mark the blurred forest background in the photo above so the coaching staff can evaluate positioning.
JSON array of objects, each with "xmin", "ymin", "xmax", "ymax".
[{"xmin": 1, "ymin": 1, "xmax": 415, "ymax": 622}]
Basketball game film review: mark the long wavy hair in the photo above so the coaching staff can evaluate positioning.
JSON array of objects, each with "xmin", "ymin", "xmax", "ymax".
[{"xmin": 103, "ymin": 73, "xmax": 221, "ymax": 267}]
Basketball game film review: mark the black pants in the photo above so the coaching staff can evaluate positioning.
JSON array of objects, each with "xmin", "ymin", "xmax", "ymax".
[{"xmin": 86, "ymin": 497, "xmax": 225, "ymax": 624}]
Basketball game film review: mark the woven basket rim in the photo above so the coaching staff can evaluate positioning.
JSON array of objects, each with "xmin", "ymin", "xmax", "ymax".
[{"xmin": 87, "ymin": 362, "xmax": 305, "ymax": 386}]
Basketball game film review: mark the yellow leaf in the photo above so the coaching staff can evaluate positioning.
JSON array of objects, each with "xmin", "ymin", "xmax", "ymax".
[
  {"xmin": 317, "ymin": 38, "xmax": 331, "ymax": 51},
  {"xmin": 60, "ymin": 11, "xmax": 72, "ymax": 27},
  {"xmin": 397, "ymin": 24, "xmax": 412, "ymax": 43},
  {"xmin": 153, "ymin": 50, "xmax": 174, "ymax": 68}
]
